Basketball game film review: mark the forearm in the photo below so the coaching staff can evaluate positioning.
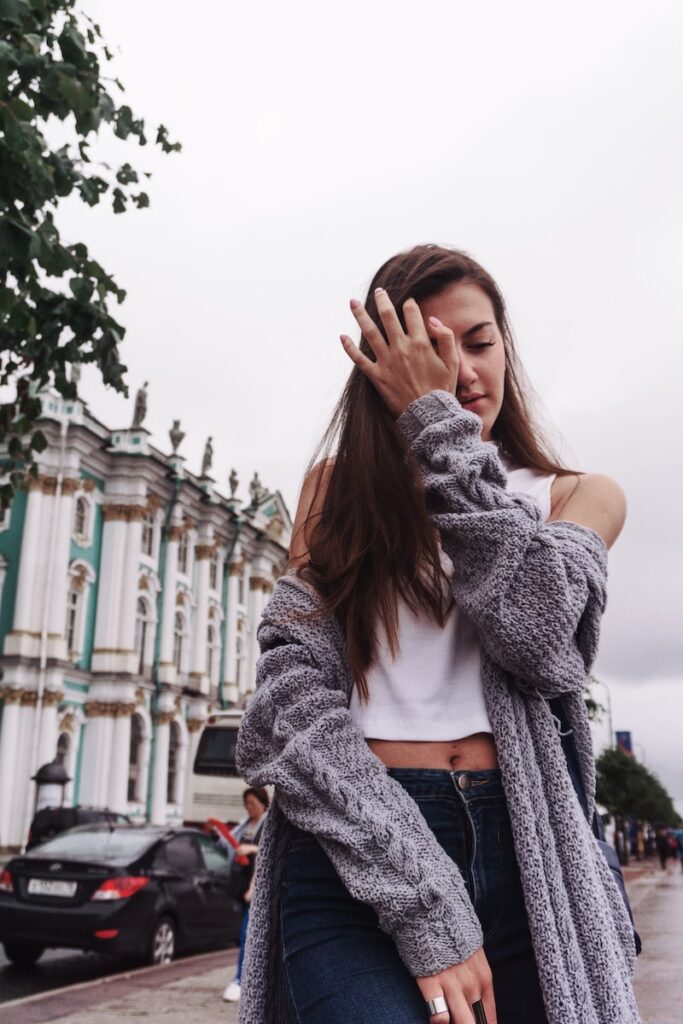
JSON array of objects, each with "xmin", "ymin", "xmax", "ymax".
[
  {"xmin": 396, "ymin": 390, "xmax": 608, "ymax": 695},
  {"xmin": 236, "ymin": 624, "xmax": 483, "ymax": 975}
]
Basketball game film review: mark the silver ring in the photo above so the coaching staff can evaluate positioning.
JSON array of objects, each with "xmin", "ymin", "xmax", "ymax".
[{"xmin": 426, "ymin": 995, "xmax": 448, "ymax": 1015}]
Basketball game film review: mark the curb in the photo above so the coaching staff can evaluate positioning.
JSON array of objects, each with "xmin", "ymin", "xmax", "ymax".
[{"xmin": 0, "ymin": 947, "xmax": 237, "ymax": 1024}]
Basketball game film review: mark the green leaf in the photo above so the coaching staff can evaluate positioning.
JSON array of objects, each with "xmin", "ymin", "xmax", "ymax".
[
  {"xmin": 0, "ymin": 0, "xmax": 30, "ymax": 27},
  {"xmin": 115, "ymin": 162, "xmax": 138, "ymax": 185},
  {"xmin": 8, "ymin": 97, "xmax": 34, "ymax": 121},
  {"xmin": 30, "ymin": 429, "xmax": 47, "ymax": 452},
  {"xmin": 69, "ymin": 276, "xmax": 94, "ymax": 303},
  {"xmin": 0, "ymin": 216, "xmax": 33, "ymax": 264},
  {"xmin": 58, "ymin": 25, "xmax": 89, "ymax": 68},
  {"xmin": 112, "ymin": 187, "xmax": 126, "ymax": 214},
  {"xmin": 156, "ymin": 124, "xmax": 182, "ymax": 154}
]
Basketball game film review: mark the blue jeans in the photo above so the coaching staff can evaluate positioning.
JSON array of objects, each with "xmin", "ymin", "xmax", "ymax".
[
  {"xmin": 280, "ymin": 768, "xmax": 548, "ymax": 1023},
  {"xmin": 235, "ymin": 905, "xmax": 250, "ymax": 983}
]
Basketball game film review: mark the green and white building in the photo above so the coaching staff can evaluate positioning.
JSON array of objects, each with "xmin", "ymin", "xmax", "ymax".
[{"xmin": 0, "ymin": 384, "xmax": 291, "ymax": 852}]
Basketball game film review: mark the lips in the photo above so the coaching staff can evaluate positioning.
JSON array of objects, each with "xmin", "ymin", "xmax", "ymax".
[{"xmin": 460, "ymin": 395, "xmax": 486, "ymax": 409}]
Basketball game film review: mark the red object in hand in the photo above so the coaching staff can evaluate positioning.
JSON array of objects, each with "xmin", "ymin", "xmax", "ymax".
[{"xmin": 206, "ymin": 817, "xmax": 249, "ymax": 865}]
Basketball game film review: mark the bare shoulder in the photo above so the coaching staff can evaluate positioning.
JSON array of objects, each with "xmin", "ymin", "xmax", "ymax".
[
  {"xmin": 287, "ymin": 457, "xmax": 336, "ymax": 569},
  {"xmin": 549, "ymin": 472, "xmax": 627, "ymax": 549}
]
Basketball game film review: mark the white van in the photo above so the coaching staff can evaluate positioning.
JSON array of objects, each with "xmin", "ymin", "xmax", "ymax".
[{"xmin": 183, "ymin": 711, "xmax": 248, "ymax": 826}]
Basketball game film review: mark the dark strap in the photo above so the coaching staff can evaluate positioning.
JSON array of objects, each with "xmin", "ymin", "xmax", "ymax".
[{"xmin": 547, "ymin": 697, "xmax": 591, "ymax": 823}]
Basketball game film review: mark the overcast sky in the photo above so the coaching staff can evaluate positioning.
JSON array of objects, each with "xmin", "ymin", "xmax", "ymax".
[{"xmin": 61, "ymin": 1, "xmax": 682, "ymax": 809}]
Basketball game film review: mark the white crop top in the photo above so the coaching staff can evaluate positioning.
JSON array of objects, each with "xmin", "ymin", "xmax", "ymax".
[{"xmin": 348, "ymin": 452, "xmax": 557, "ymax": 741}]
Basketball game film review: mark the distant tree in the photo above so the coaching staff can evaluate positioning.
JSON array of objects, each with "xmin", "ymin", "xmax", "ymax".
[
  {"xmin": 584, "ymin": 673, "xmax": 607, "ymax": 723},
  {"xmin": 596, "ymin": 746, "xmax": 681, "ymax": 827},
  {"xmin": 0, "ymin": 0, "xmax": 180, "ymax": 508}
]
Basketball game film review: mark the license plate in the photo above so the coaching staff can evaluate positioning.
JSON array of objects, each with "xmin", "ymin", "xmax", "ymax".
[{"xmin": 27, "ymin": 878, "xmax": 77, "ymax": 898}]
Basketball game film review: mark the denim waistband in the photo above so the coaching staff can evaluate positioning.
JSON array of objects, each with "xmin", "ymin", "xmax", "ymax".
[{"xmin": 386, "ymin": 766, "xmax": 504, "ymax": 801}]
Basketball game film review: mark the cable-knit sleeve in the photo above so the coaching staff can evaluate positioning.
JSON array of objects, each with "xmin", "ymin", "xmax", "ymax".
[
  {"xmin": 235, "ymin": 599, "xmax": 483, "ymax": 977},
  {"xmin": 396, "ymin": 389, "xmax": 609, "ymax": 698}
]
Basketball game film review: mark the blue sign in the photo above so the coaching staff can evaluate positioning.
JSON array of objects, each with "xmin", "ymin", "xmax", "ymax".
[{"xmin": 616, "ymin": 731, "xmax": 633, "ymax": 755}]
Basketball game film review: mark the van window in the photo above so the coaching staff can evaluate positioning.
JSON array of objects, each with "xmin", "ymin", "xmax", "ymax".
[{"xmin": 193, "ymin": 726, "xmax": 240, "ymax": 777}]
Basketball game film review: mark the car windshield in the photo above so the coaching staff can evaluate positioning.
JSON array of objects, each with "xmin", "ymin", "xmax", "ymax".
[{"xmin": 30, "ymin": 827, "xmax": 157, "ymax": 862}]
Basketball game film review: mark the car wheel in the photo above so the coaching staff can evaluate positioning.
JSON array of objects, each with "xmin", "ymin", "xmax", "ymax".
[
  {"xmin": 3, "ymin": 942, "xmax": 45, "ymax": 967},
  {"xmin": 147, "ymin": 916, "xmax": 176, "ymax": 965}
]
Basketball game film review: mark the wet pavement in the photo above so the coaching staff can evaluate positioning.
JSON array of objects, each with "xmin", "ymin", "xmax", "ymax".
[
  {"xmin": 0, "ymin": 859, "xmax": 680, "ymax": 1024},
  {"xmin": 629, "ymin": 858, "xmax": 683, "ymax": 1023}
]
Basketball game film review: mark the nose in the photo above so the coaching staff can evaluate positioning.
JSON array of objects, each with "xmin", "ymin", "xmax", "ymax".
[{"xmin": 457, "ymin": 353, "xmax": 478, "ymax": 392}]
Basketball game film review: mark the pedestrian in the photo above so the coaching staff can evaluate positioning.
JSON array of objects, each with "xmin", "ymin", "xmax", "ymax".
[
  {"xmin": 235, "ymin": 245, "xmax": 641, "ymax": 1024},
  {"xmin": 675, "ymin": 827, "xmax": 683, "ymax": 872},
  {"xmin": 655, "ymin": 826, "xmax": 671, "ymax": 871},
  {"xmin": 220, "ymin": 786, "xmax": 269, "ymax": 1003}
]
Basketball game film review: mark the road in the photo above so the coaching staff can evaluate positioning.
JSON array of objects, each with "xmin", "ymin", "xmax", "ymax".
[
  {"xmin": 0, "ymin": 943, "xmax": 235, "ymax": 1004},
  {"xmin": 0, "ymin": 947, "xmax": 123, "ymax": 1003}
]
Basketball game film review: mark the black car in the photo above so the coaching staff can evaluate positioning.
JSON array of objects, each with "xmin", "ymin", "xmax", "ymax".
[
  {"xmin": 0, "ymin": 824, "xmax": 243, "ymax": 967},
  {"xmin": 27, "ymin": 806, "xmax": 132, "ymax": 850}
]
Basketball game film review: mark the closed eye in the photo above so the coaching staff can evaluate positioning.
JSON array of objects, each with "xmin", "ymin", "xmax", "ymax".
[{"xmin": 469, "ymin": 342, "xmax": 495, "ymax": 350}]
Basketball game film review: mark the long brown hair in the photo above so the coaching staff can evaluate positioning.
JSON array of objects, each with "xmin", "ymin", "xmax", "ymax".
[{"xmin": 290, "ymin": 244, "xmax": 577, "ymax": 701}]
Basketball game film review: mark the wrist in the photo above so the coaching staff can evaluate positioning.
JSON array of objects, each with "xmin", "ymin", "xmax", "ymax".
[{"xmin": 395, "ymin": 390, "xmax": 466, "ymax": 445}]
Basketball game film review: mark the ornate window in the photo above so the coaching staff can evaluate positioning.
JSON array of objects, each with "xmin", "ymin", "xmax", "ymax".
[
  {"xmin": 72, "ymin": 492, "xmax": 94, "ymax": 546},
  {"xmin": 173, "ymin": 611, "xmax": 189, "ymax": 675},
  {"xmin": 128, "ymin": 713, "xmax": 145, "ymax": 803},
  {"xmin": 65, "ymin": 561, "xmax": 96, "ymax": 662},
  {"xmin": 167, "ymin": 721, "xmax": 181, "ymax": 804},
  {"xmin": 207, "ymin": 622, "xmax": 221, "ymax": 686},
  {"xmin": 235, "ymin": 632, "xmax": 244, "ymax": 690},
  {"xmin": 65, "ymin": 588, "xmax": 79, "ymax": 656},
  {"xmin": 134, "ymin": 597, "xmax": 151, "ymax": 676},
  {"xmin": 209, "ymin": 551, "xmax": 221, "ymax": 591},
  {"xmin": 141, "ymin": 512, "xmax": 155, "ymax": 557},
  {"xmin": 178, "ymin": 532, "xmax": 189, "ymax": 575},
  {"xmin": 74, "ymin": 496, "xmax": 88, "ymax": 536}
]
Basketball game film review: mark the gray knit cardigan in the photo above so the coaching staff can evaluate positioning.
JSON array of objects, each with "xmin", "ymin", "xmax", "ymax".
[{"xmin": 235, "ymin": 389, "xmax": 641, "ymax": 1024}]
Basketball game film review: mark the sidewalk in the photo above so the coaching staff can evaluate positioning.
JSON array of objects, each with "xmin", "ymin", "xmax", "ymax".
[
  {"xmin": 2, "ymin": 861, "xmax": 680, "ymax": 1024},
  {"xmin": 630, "ymin": 859, "xmax": 683, "ymax": 1024},
  {"xmin": 0, "ymin": 949, "xmax": 239, "ymax": 1024}
]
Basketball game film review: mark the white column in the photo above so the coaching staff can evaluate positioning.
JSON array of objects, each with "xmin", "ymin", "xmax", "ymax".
[
  {"xmin": 62, "ymin": 712, "xmax": 82, "ymax": 808},
  {"xmin": 150, "ymin": 713, "xmax": 171, "ymax": 825},
  {"xmin": 158, "ymin": 526, "xmax": 180, "ymax": 682},
  {"xmin": 5, "ymin": 484, "xmax": 45, "ymax": 655},
  {"xmin": 36, "ymin": 692, "xmax": 63, "ymax": 769},
  {"xmin": 223, "ymin": 564, "xmax": 240, "ymax": 702},
  {"xmin": 13, "ymin": 699, "xmax": 38, "ymax": 847},
  {"xmin": 190, "ymin": 544, "xmax": 212, "ymax": 692},
  {"xmin": 92, "ymin": 513, "xmax": 128, "ymax": 666},
  {"xmin": 92, "ymin": 503, "xmax": 144, "ymax": 675},
  {"xmin": 0, "ymin": 695, "xmax": 21, "ymax": 847},
  {"xmin": 118, "ymin": 512, "xmax": 143, "ymax": 659},
  {"xmin": 108, "ymin": 711, "xmax": 132, "ymax": 814},
  {"xmin": 47, "ymin": 482, "xmax": 79, "ymax": 655},
  {"xmin": 79, "ymin": 712, "xmax": 115, "ymax": 808},
  {"xmin": 246, "ymin": 576, "xmax": 269, "ymax": 697}
]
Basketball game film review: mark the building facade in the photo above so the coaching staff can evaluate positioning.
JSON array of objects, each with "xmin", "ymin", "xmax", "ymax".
[{"xmin": 0, "ymin": 386, "xmax": 291, "ymax": 851}]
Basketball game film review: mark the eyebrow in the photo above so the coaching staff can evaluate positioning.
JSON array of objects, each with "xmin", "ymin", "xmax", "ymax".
[{"xmin": 462, "ymin": 321, "xmax": 494, "ymax": 339}]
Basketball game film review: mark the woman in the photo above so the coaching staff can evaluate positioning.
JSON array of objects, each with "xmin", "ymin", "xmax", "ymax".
[
  {"xmin": 235, "ymin": 245, "xmax": 641, "ymax": 1024},
  {"xmin": 221, "ymin": 786, "xmax": 269, "ymax": 1003}
]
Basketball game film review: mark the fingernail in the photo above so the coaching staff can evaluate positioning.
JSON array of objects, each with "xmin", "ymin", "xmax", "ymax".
[
  {"xmin": 428, "ymin": 315, "xmax": 443, "ymax": 327},
  {"xmin": 350, "ymin": 298, "xmax": 360, "ymax": 310},
  {"xmin": 374, "ymin": 287, "xmax": 384, "ymax": 295}
]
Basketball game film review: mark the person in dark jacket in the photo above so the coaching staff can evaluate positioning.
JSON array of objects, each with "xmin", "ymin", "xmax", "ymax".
[{"xmin": 220, "ymin": 786, "xmax": 269, "ymax": 1003}]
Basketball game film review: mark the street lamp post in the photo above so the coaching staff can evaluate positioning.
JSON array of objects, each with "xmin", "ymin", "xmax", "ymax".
[{"xmin": 590, "ymin": 674, "xmax": 614, "ymax": 749}]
